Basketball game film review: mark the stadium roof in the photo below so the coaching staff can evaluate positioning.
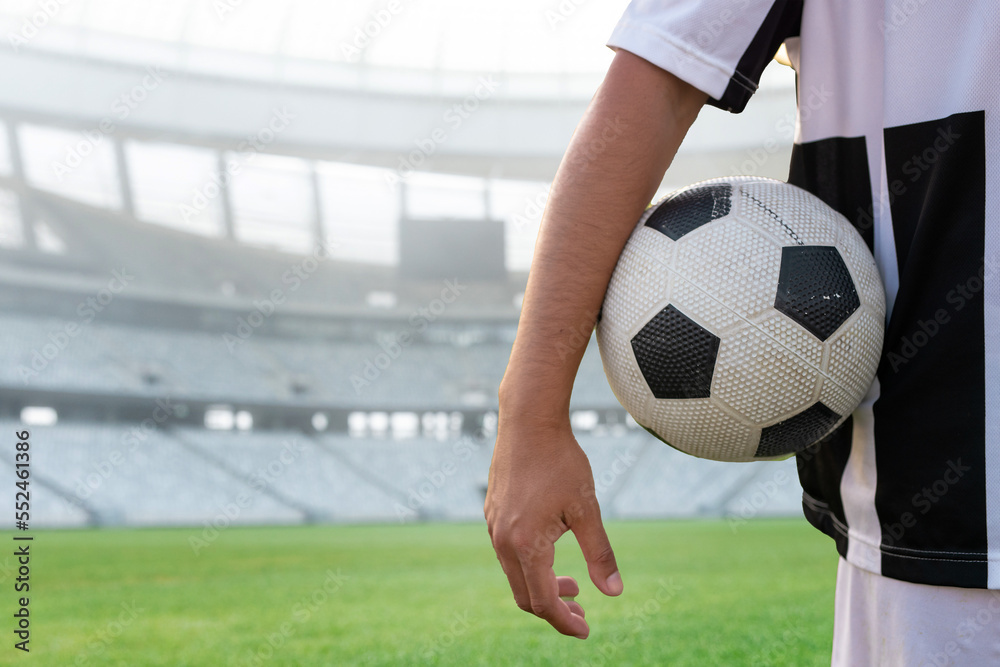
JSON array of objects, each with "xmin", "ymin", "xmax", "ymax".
[
  {"xmin": 0, "ymin": 0, "xmax": 631, "ymax": 80},
  {"xmin": 0, "ymin": 0, "xmax": 796, "ymax": 272}
]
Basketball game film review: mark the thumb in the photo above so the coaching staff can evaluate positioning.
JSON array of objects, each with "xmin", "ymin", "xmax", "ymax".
[{"xmin": 571, "ymin": 510, "xmax": 623, "ymax": 597}]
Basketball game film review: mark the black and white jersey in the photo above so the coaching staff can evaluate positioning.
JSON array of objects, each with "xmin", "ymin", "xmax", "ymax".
[{"xmin": 609, "ymin": 0, "xmax": 1000, "ymax": 588}]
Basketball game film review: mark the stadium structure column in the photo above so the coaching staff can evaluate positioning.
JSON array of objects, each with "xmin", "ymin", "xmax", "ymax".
[
  {"xmin": 216, "ymin": 151, "xmax": 237, "ymax": 241},
  {"xmin": 4, "ymin": 121, "xmax": 35, "ymax": 249},
  {"xmin": 308, "ymin": 162, "xmax": 326, "ymax": 249},
  {"xmin": 399, "ymin": 178, "xmax": 408, "ymax": 222},
  {"xmin": 112, "ymin": 137, "xmax": 136, "ymax": 218}
]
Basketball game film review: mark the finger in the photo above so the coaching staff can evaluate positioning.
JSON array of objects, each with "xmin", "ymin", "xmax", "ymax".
[
  {"xmin": 520, "ymin": 549, "xmax": 590, "ymax": 639},
  {"xmin": 558, "ymin": 577, "xmax": 585, "ymax": 619},
  {"xmin": 493, "ymin": 539, "xmax": 532, "ymax": 613},
  {"xmin": 569, "ymin": 510, "xmax": 623, "ymax": 597},
  {"xmin": 565, "ymin": 600, "xmax": 586, "ymax": 619},
  {"xmin": 557, "ymin": 576, "xmax": 580, "ymax": 599}
]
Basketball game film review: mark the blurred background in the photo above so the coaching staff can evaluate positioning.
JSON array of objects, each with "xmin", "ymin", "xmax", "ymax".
[
  {"xmin": 0, "ymin": 3, "xmax": 841, "ymax": 664},
  {"xmin": 0, "ymin": 0, "xmax": 804, "ymax": 531}
]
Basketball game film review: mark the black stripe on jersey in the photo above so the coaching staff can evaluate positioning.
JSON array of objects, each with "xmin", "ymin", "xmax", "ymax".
[
  {"xmin": 711, "ymin": 0, "xmax": 803, "ymax": 114},
  {"xmin": 797, "ymin": 420, "xmax": 853, "ymax": 560},
  {"xmin": 789, "ymin": 135, "xmax": 873, "ymax": 551},
  {"xmin": 788, "ymin": 135, "xmax": 875, "ymax": 249},
  {"xmin": 876, "ymin": 110, "xmax": 987, "ymax": 588}
]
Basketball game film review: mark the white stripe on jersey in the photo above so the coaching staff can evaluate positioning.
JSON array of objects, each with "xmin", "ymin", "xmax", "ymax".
[
  {"xmin": 842, "ymin": 381, "xmax": 882, "ymax": 574},
  {"xmin": 984, "ymin": 46, "xmax": 1000, "ymax": 589}
]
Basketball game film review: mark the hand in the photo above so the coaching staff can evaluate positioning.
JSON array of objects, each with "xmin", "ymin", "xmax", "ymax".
[
  {"xmin": 485, "ymin": 415, "xmax": 622, "ymax": 639},
  {"xmin": 483, "ymin": 48, "xmax": 702, "ymax": 641}
]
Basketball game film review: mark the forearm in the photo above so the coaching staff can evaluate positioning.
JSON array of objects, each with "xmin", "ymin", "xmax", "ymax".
[{"xmin": 500, "ymin": 50, "xmax": 707, "ymax": 420}]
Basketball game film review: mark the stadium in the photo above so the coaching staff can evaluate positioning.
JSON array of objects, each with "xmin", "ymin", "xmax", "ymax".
[{"xmin": 0, "ymin": 2, "xmax": 837, "ymax": 664}]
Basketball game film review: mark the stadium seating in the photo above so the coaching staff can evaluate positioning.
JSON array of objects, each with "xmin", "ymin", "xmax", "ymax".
[
  {"xmin": 0, "ymin": 453, "xmax": 90, "ymax": 528},
  {"xmin": 2, "ymin": 415, "xmax": 802, "ymax": 529},
  {"xmin": 318, "ymin": 434, "xmax": 493, "ymax": 522},
  {"xmin": 0, "ymin": 420, "xmax": 301, "ymax": 527},
  {"xmin": 609, "ymin": 443, "xmax": 803, "ymax": 520},
  {"xmin": 0, "ymin": 201, "xmax": 800, "ymax": 531},
  {"xmin": 0, "ymin": 312, "xmax": 615, "ymax": 410},
  {"xmin": 175, "ymin": 427, "xmax": 404, "ymax": 522}
]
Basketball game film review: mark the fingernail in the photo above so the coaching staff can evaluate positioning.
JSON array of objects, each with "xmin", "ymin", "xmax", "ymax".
[{"xmin": 605, "ymin": 571, "xmax": 623, "ymax": 595}]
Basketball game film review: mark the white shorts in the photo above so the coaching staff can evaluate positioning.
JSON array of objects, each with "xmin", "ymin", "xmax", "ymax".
[{"xmin": 833, "ymin": 558, "xmax": 1000, "ymax": 666}]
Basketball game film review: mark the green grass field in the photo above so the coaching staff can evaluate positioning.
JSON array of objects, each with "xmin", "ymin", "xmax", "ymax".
[{"xmin": 4, "ymin": 519, "xmax": 836, "ymax": 666}]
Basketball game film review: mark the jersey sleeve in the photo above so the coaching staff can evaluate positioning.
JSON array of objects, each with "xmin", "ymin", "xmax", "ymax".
[{"xmin": 607, "ymin": 0, "xmax": 802, "ymax": 113}]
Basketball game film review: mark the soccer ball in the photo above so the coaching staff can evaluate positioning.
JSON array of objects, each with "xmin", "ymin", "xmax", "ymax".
[{"xmin": 596, "ymin": 177, "xmax": 885, "ymax": 462}]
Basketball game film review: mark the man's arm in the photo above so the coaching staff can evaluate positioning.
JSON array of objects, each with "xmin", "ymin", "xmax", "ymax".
[{"xmin": 484, "ymin": 50, "xmax": 707, "ymax": 639}]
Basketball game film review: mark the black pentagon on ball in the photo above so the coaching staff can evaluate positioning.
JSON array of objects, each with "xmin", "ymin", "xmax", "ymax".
[
  {"xmin": 774, "ymin": 245, "xmax": 860, "ymax": 341},
  {"xmin": 754, "ymin": 402, "xmax": 842, "ymax": 458},
  {"xmin": 645, "ymin": 184, "xmax": 731, "ymax": 240},
  {"xmin": 631, "ymin": 304, "xmax": 720, "ymax": 399}
]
